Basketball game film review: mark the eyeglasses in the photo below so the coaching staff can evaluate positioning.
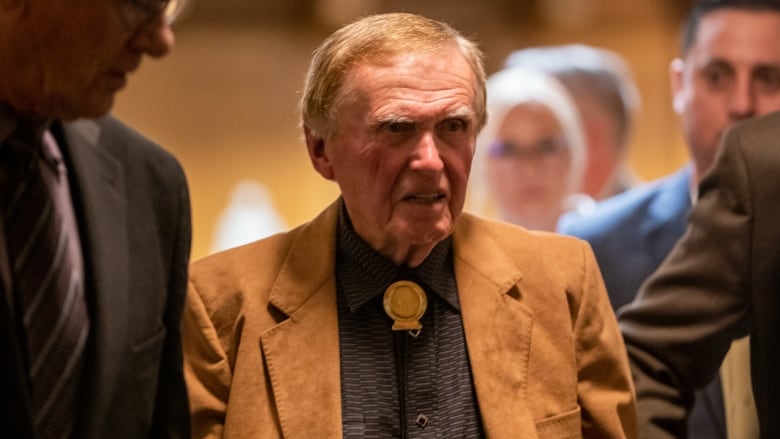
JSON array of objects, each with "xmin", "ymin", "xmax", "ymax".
[
  {"xmin": 119, "ymin": 0, "xmax": 188, "ymax": 31},
  {"xmin": 487, "ymin": 137, "xmax": 569, "ymax": 165}
]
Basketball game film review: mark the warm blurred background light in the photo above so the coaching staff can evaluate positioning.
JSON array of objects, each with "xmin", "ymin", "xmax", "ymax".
[{"xmin": 114, "ymin": 0, "xmax": 695, "ymax": 260}]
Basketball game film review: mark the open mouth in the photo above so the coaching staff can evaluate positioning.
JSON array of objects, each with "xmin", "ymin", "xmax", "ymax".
[{"xmin": 404, "ymin": 193, "xmax": 446, "ymax": 204}]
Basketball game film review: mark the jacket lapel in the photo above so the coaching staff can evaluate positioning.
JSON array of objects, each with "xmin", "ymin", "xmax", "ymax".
[
  {"xmin": 259, "ymin": 203, "xmax": 342, "ymax": 438},
  {"xmin": 453, "ymin": 214, "xmax": 539, "ymax": 437},
  {"xmin": 257, "ymin": 208, "xmax": 542, "ymax": 437},
  {"xmin": 60, "ymin": 119, "xmax": 129, "ymax": 438}
]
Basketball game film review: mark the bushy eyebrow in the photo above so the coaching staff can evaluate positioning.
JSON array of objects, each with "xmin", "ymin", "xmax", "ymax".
[
  {"xmin": 374, "ymin": 114, "xmax": 414, "ymax": 125},
  {"xmin": 752, "ymin": 64, "xmax": 780, "ymax": 76},
  {"xmin": 699, "ymin": 58, "xmax": 734, "ymax": 72},
  {"xmin": 371, "ymin": 105, "xmax": 476, "ymax": 127},
  {"xmin": 446, "ymin": 106, "xmax": 476, "ymax": 121}
]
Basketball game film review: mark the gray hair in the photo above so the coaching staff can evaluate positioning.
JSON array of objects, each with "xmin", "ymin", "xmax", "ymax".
[
  {"xmin": 300, "ymin": 12, "xmax": 487, "ymax": 140},
  {"xmin": 505, "ymin": 44, "xmax": 640, "ymax": 150}
]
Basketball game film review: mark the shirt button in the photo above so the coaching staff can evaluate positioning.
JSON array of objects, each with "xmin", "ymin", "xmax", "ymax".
[{"xmin": 416, "ymin": 413, "xmax": 429, "ymax": 428}]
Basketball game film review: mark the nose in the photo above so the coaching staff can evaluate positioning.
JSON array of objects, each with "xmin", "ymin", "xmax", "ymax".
[
  {"xmin": 410, "ymin": 133, "xmax": 444, "ymax": 172},
  {"xmin": 129, "ymin": 11, "xmax": 175, "ymax": 57},
  {"xmin": 728, "ymin": 76, "xmax": 756, "ymax": 120}
]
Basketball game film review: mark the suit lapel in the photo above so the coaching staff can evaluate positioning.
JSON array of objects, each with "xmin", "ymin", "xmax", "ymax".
[
  {"xmin": 59, "ymin": 119, "xmax": 129, "ymax": 438},
  {"xmin": 453, "ymin": 215, "xmax": 539, "ymax": 437},
  {"xmin": 259, "ymin": 203, "xmax": 342, "ymax": 438}
]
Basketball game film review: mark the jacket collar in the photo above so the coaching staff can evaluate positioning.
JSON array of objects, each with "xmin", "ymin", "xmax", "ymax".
[{"xmin": 260, "ymin": 204, "xmax": 538, "ymax": 437}]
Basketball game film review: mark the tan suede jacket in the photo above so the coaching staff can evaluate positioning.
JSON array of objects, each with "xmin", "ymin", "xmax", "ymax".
[{"xmin": 183, "ymin": 202, "xmax": 637, "ymax": 438}]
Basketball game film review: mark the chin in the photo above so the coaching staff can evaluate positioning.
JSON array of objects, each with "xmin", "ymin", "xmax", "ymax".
[{"xmin": 411, "ymin": 222, "xmax": 453, "ymax": 245}]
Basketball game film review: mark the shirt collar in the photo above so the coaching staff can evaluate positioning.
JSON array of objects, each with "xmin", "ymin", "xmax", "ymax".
[
  {"xmin": 336, "ymin": 199, "xmax": 460, "ymax": 313},
  {"xmin": 0, "ymin": 102, "xmax": 57, "ymax": 168}
]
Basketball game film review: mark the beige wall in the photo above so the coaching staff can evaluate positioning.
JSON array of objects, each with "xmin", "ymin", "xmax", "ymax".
[{"xmin": 113, "ymin": 2, "xmax": 690, "ymax": 260}]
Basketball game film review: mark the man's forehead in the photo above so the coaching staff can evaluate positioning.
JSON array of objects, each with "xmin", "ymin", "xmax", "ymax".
[
  {"xmin": 691, "ymin": 9, "xmax": 780, "ymax": 62},
  {"xmin": 345, "ymin": 64, "xmax": 477, "ymax": 113},
  {"xmin": 696, "ymin": 8, "xmax": 780, "ymax": 45}
]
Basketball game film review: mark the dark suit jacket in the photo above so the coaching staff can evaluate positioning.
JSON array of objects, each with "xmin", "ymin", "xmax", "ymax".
[
  {"xmin": 0, "ymin": 116, "xmax": 191, "ymax": 438},
  {"xmin": 619, "ymin": 111, "xmax": 780, "ymax": 438},
  {"xmin": 557, "ymin": 166, "xmax": 692, "ymax": 311},
  {"xmin": 557, "ymin": 165, "xmax": 727, "ymax": 438}
]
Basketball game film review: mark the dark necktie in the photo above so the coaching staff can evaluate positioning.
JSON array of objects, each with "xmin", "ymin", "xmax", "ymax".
[{"xmin": 0, "ymin": 128, "xmax": 89, "ymax": 439}]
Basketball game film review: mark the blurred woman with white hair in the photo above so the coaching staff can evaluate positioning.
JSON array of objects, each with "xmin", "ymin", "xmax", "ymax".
[{"xmin": 468, "ymin": 66, "xmax": 591, "ymax": 231}]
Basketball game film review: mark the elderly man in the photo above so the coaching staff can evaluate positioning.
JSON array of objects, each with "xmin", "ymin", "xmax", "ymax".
[
  {"xmin": 0, "ymin": 0, "xmax": 191, "ymax": 437},
  {"xmin": 183, "ymin": 12, "xmax": 636, "ymax": 438}
]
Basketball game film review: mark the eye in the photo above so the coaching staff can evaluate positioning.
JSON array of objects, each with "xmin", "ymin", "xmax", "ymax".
[
  {"xmin": 440, "ymin": 118, "xmax": 467, "ymax": 132},
  {"xmin": 487, "ymin": 140, "xmax": 515, "ymax": 158},
  {"xmin": 536, "ymin": 137, "xmax": 566, "ymax": 156},
  {"xmin": 701, "ymin": 66, "xmax": 731, "ymax": 90},
  {"xmin": 755, "ymin": 68, "xmax": 780, "ymax": 94},
  {"xmin": 383, "ymin": 121, "xmax": 414, "ymax": 134}
]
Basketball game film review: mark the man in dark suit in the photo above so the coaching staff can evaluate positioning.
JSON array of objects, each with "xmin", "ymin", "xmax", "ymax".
[
  {"xmin": 558, "ymin": 0, "xmax": 780, "ymax": 436},
  {"xmin": 620, "ymin": 110, "xmax": 780, "ymax": 437},
  {"xmin": 0, "ymin": 0, "xmax": 191, "ymax": 437}
]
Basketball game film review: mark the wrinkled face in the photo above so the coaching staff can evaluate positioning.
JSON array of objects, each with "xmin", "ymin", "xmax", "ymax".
[
  {"xmin": 0, "ymin": 0, "xmax": 174, "ymax": 119},
  {"xmin": 307, "ymin": 47, "xmax": 478, "ymax": 259},
  {"xmin": 486, "ymin": 103, "xmax": 571, "ymax": 231},
  {"xmin": 672, "ymin": 8, "xmax": 780, "ymax": 182}
]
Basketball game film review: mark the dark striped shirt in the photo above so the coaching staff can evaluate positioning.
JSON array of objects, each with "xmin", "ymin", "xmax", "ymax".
[{"xmin": 336, "ymin": 202, "xmax": 484, "ymax": 438}]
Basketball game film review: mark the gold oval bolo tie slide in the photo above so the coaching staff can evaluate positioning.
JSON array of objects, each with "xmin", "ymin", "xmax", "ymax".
[{"xmin": 383, "ymin": 280, "xmax": 427, "ymax": 331}]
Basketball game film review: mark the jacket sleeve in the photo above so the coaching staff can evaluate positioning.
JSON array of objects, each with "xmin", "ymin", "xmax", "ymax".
[
  {"xmin": 149, "ymin": 158, "xmax": 192, "ymax": 438},
  {"xmin": 182, "ymin": 278, "xmax": 233, "ymax": 439},
  {"xmin": 573, "ymin": 240, "xmax": 638, "ymax": 438},
  {"xmin": 618, "ymin": 124, "xmax": 754, "ymax": 438}
]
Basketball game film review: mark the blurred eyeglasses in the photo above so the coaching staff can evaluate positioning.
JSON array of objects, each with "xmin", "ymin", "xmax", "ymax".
[
  {"xmin": 119, "ymin": 0, "xmax": 188, "ymax": 31},
  {"xmin": 487, "ymin": 137, "xmax": 569, "ymax": 165}
]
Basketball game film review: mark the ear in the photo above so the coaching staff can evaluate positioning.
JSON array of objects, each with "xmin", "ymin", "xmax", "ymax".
[
  {"xmin": 304, "ymin": 126, "xmax": 335, "ymax": 180},
  {"xmin": 670, "ymin": 58, "xmax": 685, "ymax": 115}
]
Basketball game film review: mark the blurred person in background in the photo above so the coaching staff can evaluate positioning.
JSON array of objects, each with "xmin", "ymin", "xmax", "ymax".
[
  {"xmin": 560, "ymin": 0, "xmax": 780, "ymax": 436},
  {"xmin": 468, "ymin": 67, "xmax": 589, "ymax": 231},
  {"xmin": 505, "ymin": 44, "xmax": 642, "ymax": 200}
]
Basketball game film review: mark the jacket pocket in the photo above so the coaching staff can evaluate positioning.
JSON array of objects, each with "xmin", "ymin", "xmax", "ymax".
[{"xmin": 535, "ymin": 406, "xmax": 581, "ymax": 439}]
